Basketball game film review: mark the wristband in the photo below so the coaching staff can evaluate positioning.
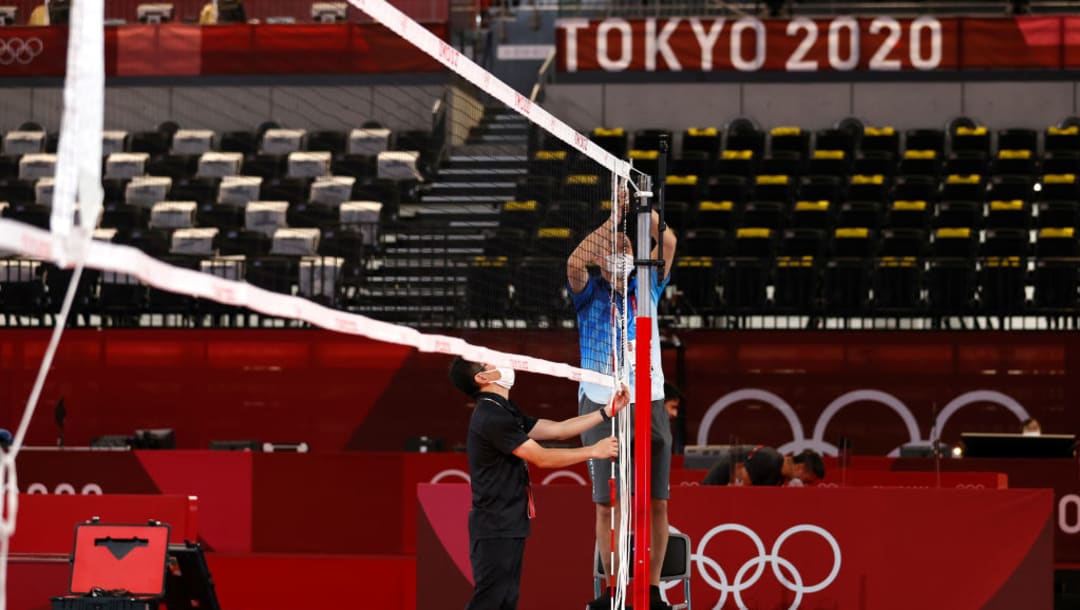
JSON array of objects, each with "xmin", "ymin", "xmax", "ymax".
[{"xmin": 599, "ymin": 405, "xmax": 610, "ymax": 421}]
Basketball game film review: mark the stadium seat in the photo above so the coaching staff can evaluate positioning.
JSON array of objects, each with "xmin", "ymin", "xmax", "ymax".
[
  {"xmin": 805, "ymin": 149, "xmax": 850, "ymax": 177},
  {"xmin": 951, "ymin": 124, "xmax": 990, "ymax": 156},
  {"xmin": 985, "ymin": 198, "xmax": 1031, "ymax": 230},
  {"xmin": 715, "ymin": 149, "xmax": 756, "ymax": 179},
  {"xmin": 129, "ymin": 130, "xmax": 171, "ymax": 156},
  {"xmin": 893, "ymin": 174, "xmax": 937, "ymax": 204},
  {"xmin": 1036, "ymin": 200, "xmax": 1080, "ymax": 229},
  {"xmin": 752, "ymin": 174, "xmax": 793, "ymax": 203},
  {"xmin": 98, "ymin": 270, "xmax": 148, "ymax": 326},
  {"xmin": 860, "ymin": 126, "xmax": 899, "ymax": 158},
  {"xmin": 742, "ymin": 201, "xmax": 785, "ymax": 230},
  {"xmin": 147, "ymin": 154, "xmax": 199, "ymax": 180},
  {"xmin": 0, "ymin": 259, "xmax": 45, "ymax": 324},
  {"xmin": 944, "ymin": 151, "xmax": 989, "ymax": 177},
  {"xmin": 758, "ymin": 152, "xmax": 803, "ymax": 178},
  {"xmin": 790, "ymin": 200, "xmax": 832, "ymax": 231},
  {"xmin": 724, "ymin": 119, "xmax": 765, "ymax": 158},
  {"xmin": 1040, "ymin": 151, "xmax": 1080, "ymax": 175},
  {"xmin": 847, "ymin": 174, "xmax": 889, "ymax": 204},
  {"xmin": 262, "ymin": 177, "xmax": 311, "ymax": 204},
  {"xmin": 940, "ymin": 174, "xmax": 985, "ymax": 203},
  {"xmin": 991, "ymin": 149, "xmax": 1036, "ymax": 177},
  {"xmin": 681, "ymin": 127, "xmax": 721, "ymax": 160},
  {"xmin": 465, "ymin": 256, "xmax": 511, "ymax": 321},
  {"xmin": 633, "ymin": 129, "xmax": 672, "ymax": 152},
  {"xmin": 798, "ymin": 175, "xmax": 844, "ymax": 205},
  {"xmin": 980, "ymin": 228, "xmax": 1029, "ymax": 317},
  {"xmin": 242, "ymin": 154, "xmax": 288, "ymax": 179},
  {"xmin": 875, "ymin": 228, "xmax": 927, "ymax": 314},
  {"xmin": 815, "ymin": 128, "xmax": 858, "ymax": 159},
  {"xmin": 218, "ymin": 228, "xmax": 272, "ymax": 258},
  {"xmin": 1045, "ymin": 125, "xmax": 1080, "ymax": 156},
  {"xmin": 837, "ymin": 201, "xmax": 883, "ymax": 229},
  {"xmin": 724, "ymin": 227, "xmax": 774, "ymax": 311},
  {"xmin": 220, "ymin": 130, "xmax": 260, "ymax": 156},
  {"xmin": 514, "ymin": 256, "xmax": 569, "ymax": 322},
  {"xmin": 246, "ymin": 256, "xmax": 298, "ymax": 297},
  {"xmin": 590, "ymin": 127, "xmax": 627, "ymax": 159},
  {"xmin": 886, "ymin": 200, "xmax": 930, "ymax": 230},
  {"xmin": 906, "ymin": 129, "xmax": 946, "ymax": 157},
  {"xmin": 665, "ymin": 175, "xmax": 701, "ymax": 205},
  {"xmin": 171, "ymin": 129, "xmax": 214, "ymax": 155},
  {"xmin": 997, "ymin": 128, "xmax": 1038, "ymax": 156},
  {"xmin": 673, "ymin": 256, "xmax": 721, "ymax": 316},
  {"xmin": 682, "ymin": 228, "xmax": 728, "ymax": 257},
  {"xmin": 769, "ymin": 127, "xmax": 810, "ymax": 159},
  {"xmin": 628, "ymin": 149, "xmax": 660, "ymax": 178},
  {"xmin": 534, "ymin": 226, "xmax": 574, "ymax": 258},
  {"xmin": 306, "ymin": 130, "xmax": 349, "ymax": 156},
  {"xmin": 774, "ymin": 228, "xmax": 824, "ymax": 313},
  {"xmin": 898, "ymin": 149, "xmax": 942, "ymax": 178}
]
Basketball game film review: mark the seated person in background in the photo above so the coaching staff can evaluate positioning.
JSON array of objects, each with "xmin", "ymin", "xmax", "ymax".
[
  {"xmin": 1021, "ymin": 417, "xmax": 1042, "ymax": 436},
  {"xmin": 702, "ymin": 445, "xmax": 785, "ymax": 486},
  {"xmin": 28, "ymin": 3, "xmax": 48, "ymax": 25},
  {"xmin": 782, "ymin": 449, "xmax": 825, "ymax": 486},
  {"xmin": 199, "ymin": 2, "xmax": 217, "ymax": 24}
]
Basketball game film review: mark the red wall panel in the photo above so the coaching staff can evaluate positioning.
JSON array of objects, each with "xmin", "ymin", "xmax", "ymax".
[{"xmin": 2, "ymin": 329, "xmax": 1078, "ymax": 455}]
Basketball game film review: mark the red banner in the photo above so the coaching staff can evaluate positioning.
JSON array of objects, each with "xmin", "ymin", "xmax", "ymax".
[
  {"xmin": 0, "ymin": 23, "xmax": 444, "ymax": 78},
  {"xmin": 557, "ymin": 16, "xmax": 1080, "ymax": 72},
  {"xmin": 418, "ymin": 484, "xmax": 1053, "ymax": 610}
]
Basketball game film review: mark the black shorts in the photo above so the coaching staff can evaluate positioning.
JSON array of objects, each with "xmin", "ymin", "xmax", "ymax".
[{"xmin": 579, "ymin": 394, "xmax": 672, "ymax": 504}]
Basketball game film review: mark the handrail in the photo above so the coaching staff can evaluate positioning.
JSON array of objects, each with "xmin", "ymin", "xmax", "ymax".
[{"xmin": 529, "ymin": 47, "xmax": 558, "ymax": 105}]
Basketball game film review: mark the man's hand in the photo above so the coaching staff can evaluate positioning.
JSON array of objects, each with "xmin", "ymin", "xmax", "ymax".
[
  {"xmin": 610, "ymin": 384, "xmax": 630, "ymax": 416},
  {"xmin": 591, "ymin": 436, "xmax": 619, "ymax": 460}
]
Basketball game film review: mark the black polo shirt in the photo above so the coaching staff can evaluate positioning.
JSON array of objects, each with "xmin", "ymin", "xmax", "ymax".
[{"xmin": 467, "ymin": 392, "xmax": 538, "ymax": 540}]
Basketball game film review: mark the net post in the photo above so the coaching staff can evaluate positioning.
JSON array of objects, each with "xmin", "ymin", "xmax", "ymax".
[{"xmin": 633, "ymin": 172, "xmax": 653, "ymax": 610}]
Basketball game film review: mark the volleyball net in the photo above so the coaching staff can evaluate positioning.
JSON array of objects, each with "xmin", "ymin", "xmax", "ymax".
[{"xmin": 0, "ymin": 0, "xmax": 662, "ymax": 607}]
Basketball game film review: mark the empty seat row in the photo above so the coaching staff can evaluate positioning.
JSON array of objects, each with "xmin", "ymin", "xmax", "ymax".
[{"xmin": 583, "ymin": 123, "xmax": 1080, "ymax": 163}]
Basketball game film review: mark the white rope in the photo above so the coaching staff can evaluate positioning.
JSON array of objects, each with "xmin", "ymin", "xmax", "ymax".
[
  {"xmin": 0, "ymin": 219, "xmax": 617, "ymax": 388},
  {"xmin": 345, "ymin": 0, "xmax": 631, "ymax": 180}
]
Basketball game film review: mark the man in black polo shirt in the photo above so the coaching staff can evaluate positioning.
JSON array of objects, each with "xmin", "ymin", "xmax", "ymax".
[{"xmin": 450, "ymin": 356, "xmax": 628, "ymax": 610}]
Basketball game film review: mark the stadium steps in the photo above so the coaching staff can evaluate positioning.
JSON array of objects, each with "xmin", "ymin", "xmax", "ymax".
[{"xmin": 353, "ymin": 106, "xmax": 529, "ymax": 323}]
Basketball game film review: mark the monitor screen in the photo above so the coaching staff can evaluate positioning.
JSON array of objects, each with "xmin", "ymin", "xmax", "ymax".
[{"xmin": 961, "ymin": 433, "xmax": 1076, "ymax": 458}]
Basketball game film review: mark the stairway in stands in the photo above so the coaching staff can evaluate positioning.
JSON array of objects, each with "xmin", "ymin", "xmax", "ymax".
[{"xmin": 358, "ymin": 107, "xmax": 529, "ymax": 325}]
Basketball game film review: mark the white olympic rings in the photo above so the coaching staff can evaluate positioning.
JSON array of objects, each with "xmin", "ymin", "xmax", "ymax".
[
  {"xmin": 0, "ymin": 38, "xmax": 44, "ymax": 65},
  {"xmin": 697, "ymin": 388, "xmax": 1031, "ymax": 457},
  {"xmin": 694, "ymin": 523, "xmax": 841, "ymax": 610}
]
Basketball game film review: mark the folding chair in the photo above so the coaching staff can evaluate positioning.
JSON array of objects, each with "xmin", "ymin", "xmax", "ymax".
[{"xmin": 593, "ymin": 532, "xmax": 692, "ymax": 610}]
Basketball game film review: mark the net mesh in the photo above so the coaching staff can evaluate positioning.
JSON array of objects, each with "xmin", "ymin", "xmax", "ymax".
[{"xmin": 0, "ymin": 0, "xmax": 651, "ymax": 607}]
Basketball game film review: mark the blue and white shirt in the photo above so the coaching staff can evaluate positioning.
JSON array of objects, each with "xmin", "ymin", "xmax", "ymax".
[{"xmin": 570, "ymin": 273, "xmax": 668, "ymax": 404}]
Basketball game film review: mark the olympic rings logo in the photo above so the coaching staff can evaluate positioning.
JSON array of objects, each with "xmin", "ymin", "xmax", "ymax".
[
  {"xmin": 697, "ymin": 388, "xmax": 1031, "ymax": 457},
  {"xmin": 0, "ymin": 38, "xmax": 44, "ymax": 65},
  {"xmin": 690, "ymin": 523, "xmax": 841, "ymax": 610}
]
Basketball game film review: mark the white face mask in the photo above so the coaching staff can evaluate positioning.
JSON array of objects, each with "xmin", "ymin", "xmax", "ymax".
[
  {"xmin": 604, "ymin": 253, "xmax": 634, "ymax": 277},
  {"xmin": 1022, "ymin": 429, "xmax": 1041, "ymax": 437},
  {"xmin": 492, "ymin": 366, "xmax": 515, "ymax": 390}
]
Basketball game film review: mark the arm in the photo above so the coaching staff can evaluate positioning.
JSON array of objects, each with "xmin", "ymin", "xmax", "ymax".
[
  {"xmin": 650, "ymin": 209, "xmax": 678, "ymax": 281},
  {"xmin": 513, "ymin": 436, "xmax": 618, "ymax": 469},
  {"xmin": 567, "ymin": 216, "xmax": 615, "ymax": 294},
  {"xmin": 568, "ymin": 189, "xmax": 629, "ymax": 293},
  {"xmin": 529, "ymin": 385, "xmax": 630, "ymax": 441}
]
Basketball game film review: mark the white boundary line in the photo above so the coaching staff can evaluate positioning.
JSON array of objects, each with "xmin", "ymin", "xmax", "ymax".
[
  {"xmin": 346, "ymin": 0, "xmax": 632, "ymax": 179},
  {"xmin": 0, "ymin": 218, "xmax": 615, "ymax": 387}
]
